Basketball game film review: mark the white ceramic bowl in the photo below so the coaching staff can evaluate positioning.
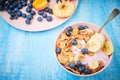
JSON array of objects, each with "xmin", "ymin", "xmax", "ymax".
[{"xmin": 55, "ymin": 22, "xmax": 113, "ymax": 76}]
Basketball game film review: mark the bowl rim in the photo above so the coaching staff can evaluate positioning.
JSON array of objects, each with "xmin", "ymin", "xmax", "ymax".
[{"xmin": 54, "ymin": 22, "xmax": 113, "ymax": 77}]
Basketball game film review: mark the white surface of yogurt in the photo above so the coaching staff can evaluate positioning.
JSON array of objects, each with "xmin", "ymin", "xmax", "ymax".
[
  {"xmin": 82, "ymin": 50, "xmax": 109, "ymax": 65},
  {"xmin": 72, "ymin": 40, "xmax": 109, "ymax": 66}
]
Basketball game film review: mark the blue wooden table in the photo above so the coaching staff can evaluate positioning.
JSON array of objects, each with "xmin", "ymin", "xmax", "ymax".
[{"xmin": 0, "ymin": 0, "xmax": 120, "ymax": 80}]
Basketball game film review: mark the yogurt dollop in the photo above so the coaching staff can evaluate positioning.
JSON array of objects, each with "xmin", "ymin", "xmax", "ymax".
[
  {"xmin": 82, "ymin": 50, "xmax": 109, "ymax": 65},
  {"xmin": 72, "ymin": 39, "xmax": 109, "ymax": 66}
]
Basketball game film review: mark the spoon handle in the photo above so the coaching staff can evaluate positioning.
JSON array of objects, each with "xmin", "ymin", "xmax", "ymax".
[{"xmin": 98, "ymin": 8, "xmax": 120, "ymax": 33}]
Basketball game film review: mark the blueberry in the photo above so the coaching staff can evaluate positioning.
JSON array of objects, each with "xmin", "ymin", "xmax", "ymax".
[
  {"xmin": 46, "ymin": 16, "xmax": 52, "ymax": 21},
  {"xmin": 26, "ymin": 7, "xmax": 31, "ymax": 13},
  {"xmin": 30, "ymin": 10, "xmax": 36, "ymax": 15},
  {"xmin": 8, "ymin": 0, "xmax": 14, "ymax": 3},
  {"xmin": 66, "ymin": 31, "xmax": 71, "ymax": 36},
  {"xmin": 77, "ymin": 60, "xmax": 82, "ymax": 67},
  {"xmin": 14, "ymin": 15, "xmax": 18, "ymax": 19},
  {"xmin": 22, "ymin": 1, "xmax": 27, "ymax": 6},
  {"xmin": 38, "ymin": 10, "xmax": 44, "ymax": 15},
  {"xmin": 84, "ymin": 69, "xmax": 90, "ymax": 74},
  {"xmin": 30, "ymin": 0, "xmax": 33, "ymax": 3},
  {"xmin": 12, "ymin": 1, "xmax": 18, "ymax": 7},
  {"xmin": 9, "ymin": 5, "xmax": 14, "ymax": 10},
  {"xmin": 4, "ymin": 4, "xmax": 9, "ymax": 11},
  {"xmin": 56, "ymin": 48, "xmax": 61, "ymax": 54},
  {"xmin": 7, "ymin": 9, "xmax": 12, "ymax": 14},
  {"xmin": 16, "ymin": 11, "xmax": 22, "ymax": 16},
  {"xmin": 28, "ymin": 3, "xmax": 32, "ymax": 8},
  {"xmin": 67, "ymin": 26, "xmax": 72, "ymax": 32},
  {"xmin": 81, "ymin": 48, "xmax": 88, "ymax": 54},
  {"xmin": 27, "ymin": 14, "xmax": 33, "ymax": 20},
  {"xmin": 78, "ymin": 25, "xmax": 88, "ymax": 30},
  {"xmin": 72, "ymin": 39, "xmax": 77, "ymax": 45},
  {"xmin": 37, "ymin": 17, "xmax": 43, "ymax": 22},
  {"xmin": 14, "ymin": 7, "xmax": 19, "ymax": 12},
  {"xmin": 44, "ymin": 7, "xmax": 49, "ymax": 12},
  {"xmin": 42, "ymin": 13, "xmax": 47, "ymax": 18},
  {"xmin": 78, "ymin": 25, "xmax": 84, "ymax": 30},
  {"xmin": 0, "ymin": 4, "xmax": 4, "ymax": 11},
  {"xmin": 10, "ymin": 12, "xmax": 15, "ymax": 17},
  {"xmin": 22, "ymin": 13, "xmax": 27, "ymax": 18},
  {"xmin": 17, "ymin": 3, "xmax": 22, "ymax": 9},
  {"xmin": 25, "ymin": 19, "xmax": 31, "ymax": 24},
  {"xmin": 0, "ymin": 0, "xmax": 5, "ymax": 3},
  {"xmin": 48, "ymin": 9, "xmax": 53, "ymax": 14},
  {"xmin": 68, "ymin": 62, "xmax": 75, "ymax": 69},
  {"xmin": 10, "ymin": 16, "xmax": 14, "ymax": 20},
  {"xmin": 78, "ymin": 66, "xmax": 85, "ymax": 72}
]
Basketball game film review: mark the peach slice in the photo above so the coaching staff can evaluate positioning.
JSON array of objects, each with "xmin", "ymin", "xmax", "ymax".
[{"xmin": 32, "ymin": 0, "xmax": 48, "ymax": 10}]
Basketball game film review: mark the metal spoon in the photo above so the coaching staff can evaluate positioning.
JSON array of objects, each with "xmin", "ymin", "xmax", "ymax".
[{"xmin": 98, "ymin": 8, "xmax": 120, "ymax": 33}]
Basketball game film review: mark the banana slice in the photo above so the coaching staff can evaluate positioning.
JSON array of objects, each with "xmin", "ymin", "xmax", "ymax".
[
  {"xmin": 52, "ymin": 1, "xmax": 75, "ymax": 18},
  {"xmin": 102, "ymin": 41, "xmax": 114, "ymax": 55},
  {"xmin": 87, "ymin": 33, "xmax": 105, "ymax": 52},
  {"xmin": 89, "ymin": 61, "xmax": 99, "ymax": 69},
  {"xmin": 98, "ymin": 33, "xmax": 105, "ymax": 48}
]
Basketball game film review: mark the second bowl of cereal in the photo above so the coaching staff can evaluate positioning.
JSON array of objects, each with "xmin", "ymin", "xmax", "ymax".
[{"xmin": 55, "ymin": 22, "xmax": 114, "ymax": 76}]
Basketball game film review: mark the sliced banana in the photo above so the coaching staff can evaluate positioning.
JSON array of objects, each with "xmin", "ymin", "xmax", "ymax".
[
  {"xmin": 98, "ymin": 33, "xmax": 105, "ymax": 48},
  {"xmin": 89, "ymin": 61, "xmax": 99, "ymax": 69},
  {"xmin": 87, "ymin": 33, "xmax": 105, "ymax": 52},
  {"xmin": 52, "ymin": 1, "xmax": 75, "ymax": 18},
  {"xmin": 102, "ymin": 41, "xmax": 114, "ymax": 55}
]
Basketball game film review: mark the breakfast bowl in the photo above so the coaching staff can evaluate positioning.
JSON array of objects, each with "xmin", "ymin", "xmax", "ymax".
[{"xmin": 55, "ymin": 22, "xmax": 114, "ymax": 76}]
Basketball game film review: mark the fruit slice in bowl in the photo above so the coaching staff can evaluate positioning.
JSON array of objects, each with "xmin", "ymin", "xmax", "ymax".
[
  {"xmin": 87, "ymin": 33, "xmax": 105, "ymax": 52},
  {"xmin": 102, "ymin": 41, "xmax": 114, "ymax": 56},
  {"xmin": 55, "ymin": 22, "xmax": 114, "ymax": 76}
]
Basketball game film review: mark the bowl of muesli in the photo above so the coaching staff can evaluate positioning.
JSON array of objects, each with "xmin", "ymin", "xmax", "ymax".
[{"xmin": 55, "ymin": 22, "xmax": 114, "ymax": 76}]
